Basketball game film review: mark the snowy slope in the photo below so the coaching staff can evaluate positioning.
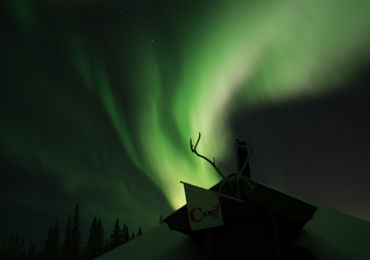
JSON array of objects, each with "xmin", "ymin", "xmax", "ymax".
[
  {"xmin": 95, "ymin": 223, "xmax": 206, "ymax": 260},
  {"xmin": 299, "ymin": 203, "xmax": 370, "ymax": 260},
  {"xmin": 96, "ymin": 203, "xmax": 370, "ymax": 259}
]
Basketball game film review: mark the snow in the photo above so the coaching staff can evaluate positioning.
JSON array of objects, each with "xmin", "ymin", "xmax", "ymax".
[
  {"xmin": 96, "ymin": 202, "xmax": 370, "ymax": 259},
  {"xmin": 95, "ymin": 224, "xmax": 203, "ymax": 260},
  {"xmin": 300, "ymin": 202, "xmax": 370, "ymax": 260}
]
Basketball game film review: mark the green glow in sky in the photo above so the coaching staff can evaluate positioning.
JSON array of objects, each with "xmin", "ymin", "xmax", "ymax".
[
  {"xmin": 65, "ymin": 0, "xmax": 370, "ymax": 209},
  {"xmin": 2, "ymin": 0, "xmax": 370, "ymax": 214}
]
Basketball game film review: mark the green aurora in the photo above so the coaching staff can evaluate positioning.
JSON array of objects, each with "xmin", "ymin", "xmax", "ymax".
[
  {"xmin": 1, "ymin": 0, "xmax": 370, "ymax": 230},
  {"xmin": 71, "ymin": 0, "xmax": 370, "ymax": 209}
]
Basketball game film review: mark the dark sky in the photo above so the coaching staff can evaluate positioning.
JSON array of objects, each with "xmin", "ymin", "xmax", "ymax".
[{"xmin": 1, "ymin": 0, "xmax": 369, "ymax": 242}]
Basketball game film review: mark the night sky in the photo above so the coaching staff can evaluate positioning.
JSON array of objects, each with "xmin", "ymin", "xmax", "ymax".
[{"xmin": 1, "ymin": 0, "xmax": 369, "ymax": 242}]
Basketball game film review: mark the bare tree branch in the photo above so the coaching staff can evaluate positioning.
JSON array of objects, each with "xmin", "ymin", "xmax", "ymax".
[{"xmin": 190, "ymin": 133, "xmax": 226, "ymax": 179}]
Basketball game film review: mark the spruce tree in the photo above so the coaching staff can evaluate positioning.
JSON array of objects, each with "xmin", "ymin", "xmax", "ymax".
[
  {"xmin": 137, "ymin": 227, "xmax": 143, "ymax": 236},
  {"xmin": 86, "ymin": 217, "xmax": 99, "ymax": 260},
  {"xmin": 4, "ymin": 235, "xmax": 16, "ymax": 260},
  {"xmin": 27, "ymin": 240, "xmax": 37, "ymax": 260},
  {"xmin": 121, "ymin": 224, "xmax": 129, "ymax": 244},
  {"xmin": 8, "ymin": 235, "xmax": 19, "ymax": 260},
  {"xmin": 97, "ymin": 219, "xmax": 105, "ymax": 256},
  {"xmin": 71, "ymin": 205, "xmax": 82, "ymax": 260},
  {"xmin": 44, "ymin": 220, "xmax": 60, "ymax": 259},
  {"xmin": 19, "ymin": 237, "xmax": 25, "ymax": 260},
  {"xmin": 0, "ymin": 240, "xmax": 5, "ymax": 260},
  {"xmin": 62, "ymin": 214, "xmax": 73, "ymax": 260},
  {"xmin": 109, "ymin": 218, "xmax": 122, "ymax": 250}
]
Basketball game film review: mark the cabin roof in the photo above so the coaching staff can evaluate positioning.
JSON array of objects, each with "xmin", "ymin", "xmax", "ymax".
[{"xmin": 164, "ymin": 175, "xmax": 317, "ymax": 234}]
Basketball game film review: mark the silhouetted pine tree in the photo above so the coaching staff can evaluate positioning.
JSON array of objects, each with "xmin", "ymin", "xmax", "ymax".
[
  {"xmin": 0, "ymin": 240, "xmax": 5, "ymax": 260},
  {"xmin": 62, "ymin": 214, "xmax": 73, "ymax": 260},
  {"xmin": 2, "ymin": 237, "xmax": 9, "ymax": 260},
  {"xmin": 97, "ymin": 219, "xmax": 104, "ymax": 255},
  {"xmin": 19, "ymin": 237, "xmax": 25, "ymax": 260},
  {"xmin": 3, "ymin": 237, "xmax": 11, "ymax": 260},
  {"xmin": 43, "ymin": 219, "xmax": 60, "ymax": 259},
  {"xmin": 71, "ymin": 205, "xmax": 82, "ymax": 260},
  {"xmin": 3, "ymin": 235, "xmax": 24, "ymax": 260},
  {"xmin": 137, "ymin": 227, "xmax": 142, "ymax": 236},
  {"xmin": 27, "ymin": 240, "xmax": 37, "ymax": 260},
  {"xmin": 86, "ymin": 217, "xmax": 100, "ymax": 260},
  {"xmin": 121, "ymin": 224, "xmax": 129, "ymax": 244},
  {"xmin": 1, "ymin": 237, "xmax": 9, "ymax": 260},
  {"xmin": 109, "ymin": 219, "xmax": 122, "ymax": 250},
  {"xmin": 0, "ymin": 203, "xmax": 145, "ymax": 260}
]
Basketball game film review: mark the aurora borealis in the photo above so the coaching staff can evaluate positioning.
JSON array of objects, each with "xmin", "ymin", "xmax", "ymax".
[{"xmin": 1, "ymin": 0, "xmax": 370, "ymax": 241}]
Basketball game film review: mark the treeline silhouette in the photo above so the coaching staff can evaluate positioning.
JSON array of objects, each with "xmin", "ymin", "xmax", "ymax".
[{"xmin": 0, "ymin": 205, "xmax": 143, "ymax": 260}]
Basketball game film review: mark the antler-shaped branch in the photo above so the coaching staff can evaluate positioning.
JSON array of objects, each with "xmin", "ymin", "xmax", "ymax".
[{"xmin": 190, "ymin": 133, "xmax": 226, "ymax": 179}]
